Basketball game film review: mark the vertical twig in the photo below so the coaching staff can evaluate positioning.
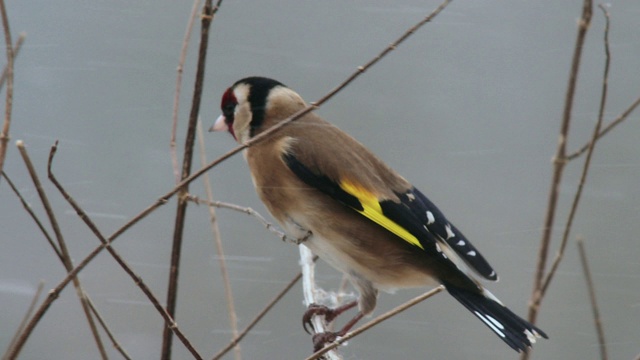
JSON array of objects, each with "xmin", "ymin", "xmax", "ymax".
[
  {"xmin": 527, "ymin": 0, "xmax": 593, "ymax": 328},
  {"xmin": 0, "ymin": 0, "xmax": 15, "ymax": 177},
  {"xmin": 2, "ymin": 281, "xmax": 44, "ymax": 360},
  {"xmin": 576, "ymin": 236, "xmax": 608, "ymax": 360},
  {"xmin": 196, "ymin": 121, "xmax": 241, "ymax": 360},
  {"xmin": 170, "ymin": 0, "xmax": 202, "ymax": 184},
  {"xmin": 538, "ymin": 1, "xmax": 611, "ymax": 299},
  {"xmin": 162, "ymin": 1, "xmax": 218, "ymax": 358},
  {"xmin": 0, "ymin": 32, "xmax": 23, "ymax": 90},
  {"xmin": 16, "ymin": 141, "xmax": 108, "ymax": 359}
]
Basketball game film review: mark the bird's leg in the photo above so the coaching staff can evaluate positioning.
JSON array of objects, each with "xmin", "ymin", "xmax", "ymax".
[
  {"xmin": 311, "ymin": 311, "xmax": 365, "ymax": 352},
  {"xmin": 302, "ymin": 300, "xmax": 358, "ymax": 334}
]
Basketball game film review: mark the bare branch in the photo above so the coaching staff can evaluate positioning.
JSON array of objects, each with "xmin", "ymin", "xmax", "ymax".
[
  {"xmin": 0, "ymin": 0, "xmax": 15, "ymax": 177},
  {"xmin": 0, "ymin": 32, "xmax": 24, "ymax": 90},
  {"xmin": 170, "ymin": 0, "xmax": 202, "ymax": 184},
  {"xmin": 211, "ymin": 260, "xmax": 314, "ymax": 360},
  {"xmin": 85, "ymin": 293, "xmax": 133, "ymax": 360},
  {"xmin": 577, "ymin": 236, "xmax": 608, "ymax": 360},
  {"xmin": 186, "ymin": 195, "xmax": 304, "ymax": 244},
  {"xmin": 196, "ymin": 121, "xmax": 242, "ymax": 360},
  {"xmin": 1, "ymin": 170, "xmax": 63, "ymax": 261},
  {"xmin": 16, "ymin": 141, "xmax": 108, "ymax": 359},
  {"xmin": 162, "ymin": 0, "xmax": 221, "ymax": 357},
  {"xmin": 538, "ymin": 0, "xmax": 610, "ymax": 301},
  {"xmin": 526, "ymin": 0, "xmax": 593, "ymax": 329},
  {"xmin": 46, "ymin": 142, "xmax": 204, "ymax": 360},
  {"xmin": 566, "ymin": 94, "xmax": 640, "ymax": 161},
  {"xmin": 2, "ymin": 281, "xmax": 43, "ymax": 360}
]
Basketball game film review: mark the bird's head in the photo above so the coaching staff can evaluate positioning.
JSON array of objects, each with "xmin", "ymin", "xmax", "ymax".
[{"xmin": 210, "ymin": 76, "xmax": 306, "ymax": 143}]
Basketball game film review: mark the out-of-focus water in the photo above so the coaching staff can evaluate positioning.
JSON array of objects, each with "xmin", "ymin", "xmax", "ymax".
[{"xmin": 1, "ymin": 1, "xmax": 639, "ymax": 359}]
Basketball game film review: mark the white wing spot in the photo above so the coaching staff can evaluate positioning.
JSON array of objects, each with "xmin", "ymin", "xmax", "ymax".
[
  {"xmin": 456, "ymin": 240, "xmax": 466, "ymax": 246},
  {"xmin": 406, "ymin": 193, "xmax": 415, "ymax": 201},
  {"xmin": 467, "ymin": 250, "xmax": 477, "ymax": 257},
  {"xmin": 435, "ymin": 243, "xmax": 442, "ymax": 252},
  {"xmin": 445, "ymin": 224, "xmax": 455, "ymax": 239},
  {"xmin": 426, "ymin": 211, "xmax": 435, "ymax": 225}
]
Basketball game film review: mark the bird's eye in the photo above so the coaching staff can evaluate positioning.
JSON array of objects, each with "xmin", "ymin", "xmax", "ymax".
[
  {"xmin": 220, "ymin": 87, "xmax": 238, "ymax": 125},
  {"xmin": 223, "ymin": 103, "xmax": 235, "ymax": 118}
]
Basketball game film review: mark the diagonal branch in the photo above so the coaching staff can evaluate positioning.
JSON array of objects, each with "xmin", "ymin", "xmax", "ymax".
[
  {"xmin": 305, "ymin": 286, "xmax": 445, "ymax": 360},
  {"xmin": 16, "ymin": 141, "xmax": 108, "ymax": 359}
]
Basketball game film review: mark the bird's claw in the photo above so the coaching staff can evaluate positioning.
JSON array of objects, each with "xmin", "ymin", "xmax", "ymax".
[
  {"xmin": 312, "ymin": 331, "xmax": 339, "ymax": 352},
  {"xmin": 302, "ymin": 303, "xmax": 335, "ymax": 334}
]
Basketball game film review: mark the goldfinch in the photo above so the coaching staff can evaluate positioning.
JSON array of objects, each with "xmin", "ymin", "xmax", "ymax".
[{"xmin": 210, "ymin": 76, "xmax": 547, "ymax": 353}]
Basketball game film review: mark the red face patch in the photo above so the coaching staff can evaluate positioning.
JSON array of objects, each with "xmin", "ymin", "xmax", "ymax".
[{"xmin": 220, "ymin": 87, "xmax": 238, "ymax": 139}]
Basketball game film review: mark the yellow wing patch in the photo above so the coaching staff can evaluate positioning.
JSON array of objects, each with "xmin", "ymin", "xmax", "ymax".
[{"xmin": 339, "ymin": 180, "xmax": 424, "ymax": 250}]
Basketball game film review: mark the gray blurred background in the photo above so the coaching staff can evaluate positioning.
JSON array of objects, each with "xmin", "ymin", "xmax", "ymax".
[{"xmin": 1, "ymin": 1, "xmax": 639, "ymax": 359}]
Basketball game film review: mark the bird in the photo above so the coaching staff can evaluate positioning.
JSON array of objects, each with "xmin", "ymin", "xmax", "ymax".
[{"xmin": 210, "ymin": 76, "xmax": 547, "ymax": 353}]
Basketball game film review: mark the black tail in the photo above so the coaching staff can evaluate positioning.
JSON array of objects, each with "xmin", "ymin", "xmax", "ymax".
[{"xmin": 443, "ymin": 281, "xmax": 548, "ymax": 353}]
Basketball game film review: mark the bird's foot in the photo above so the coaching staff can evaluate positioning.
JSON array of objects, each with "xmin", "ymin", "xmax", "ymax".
[
  {"xmin": 312, "ymin": 331, "xmax": 339, "ymax": 352},
  {"xmin": 302, "ymin": 303, "xmax": 335, "ymax": 334}
]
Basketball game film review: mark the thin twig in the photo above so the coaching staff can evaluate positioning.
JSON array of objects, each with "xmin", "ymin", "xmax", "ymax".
[
  {"xmin": 566, "ymin": 94, "xmax": 640, "ymax": 161},
  {"xmin": 170, "ymin": 0, "xmax": 202, "ymax": 184},
  {"xmin": 305, "ymin": 286, "xmax": 445, "ymax": 360},
  {"xmin": 2, "ymin": 281, "xmax": 43, "ymax": 360},
  {"xmin": 196, "ymin": 121, "xmax": 242, "ymax": 360},
  {"xmin": 15, "ymin": 141, "xmax": 108, "ymax": 359},
  {"xmin": 45, "ymin": 142, "xmax": 204, "ymax": 360},
  {"xmin": 527, "ymin": 0, "xmax": 593, "ymax": 327},
  {"xmin": 162, "ymin": 0, "xmax": 218, "ymax": 357},
  {"xmin": 0, "ymin": 0, "xmax": 15, "ymax": 178},
  {"xmin": 0, "ymin": 32, "xmax": 24, "ymax": 90},
  {"xmin": 538, "ymin": 0, "xmax": 610, "ymax": 301},
  {"xmin": 211, "ymin": 260, "xmax": 314, "ymax": 360},
  {"xmin": 84, "ymin": 293, "xmax": 133, "ymax": 360},
  {"xmin": 186, "ymin": 195, "xmax": 301, "ymax": 244},
  {"xmin": 576, "ymin": 236, "xmax": 608, "ymax": 360},
  {"xmin": 1, "ymin": 171, "xmax": 63, "ymax": 261},
  {"xmin": 9, "ymin": 1, "xmax": 452, "ymax": 353}
]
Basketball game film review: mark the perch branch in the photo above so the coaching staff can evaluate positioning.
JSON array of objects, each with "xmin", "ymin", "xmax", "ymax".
[{"xmin": 305, "ymin": 286, "xmax": 445, "ymax": 360}]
